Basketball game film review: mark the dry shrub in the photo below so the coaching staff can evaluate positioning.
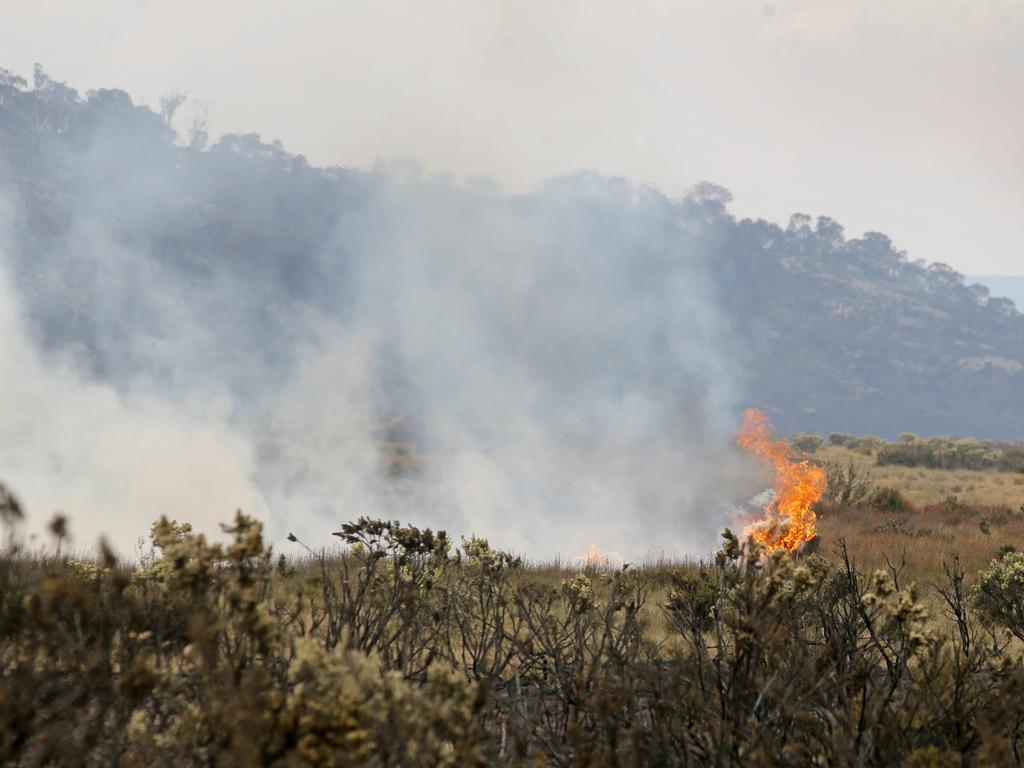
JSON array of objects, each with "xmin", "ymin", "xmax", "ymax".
[{"xmin": 4, "ymin": 480, "xmax": 1024, "ymax": 764}]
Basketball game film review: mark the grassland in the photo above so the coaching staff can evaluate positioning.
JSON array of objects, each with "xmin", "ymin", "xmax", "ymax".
[
  {"xmin": 808, "ymin": 444, "xmax": 1024, "ymax": 585},
  {"xmin": 816, "ymin": 443, "xmax": 1024, "ymax": 508}
]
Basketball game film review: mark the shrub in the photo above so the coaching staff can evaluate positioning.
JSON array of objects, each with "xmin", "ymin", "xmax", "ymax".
[
  {"xmin": 664, "ymin": 565, "xmax": 719, "ymax": 634},
  {"xmin": 973, "ymin": 552, "xmax": 1024, "ymax": 641},
  {"xmin": 4, "ymin": 482, "xmax": 1024, "ymax": 765},
  {"xmin": 871, "ymin": 485, "xmax": 912, "ymax": 514},
  {"xmin": 283, "ymin": 642, "xmax": 484, "ymax": 767},
  {"xmin": 875, "ymin": 435, "xmax": 1024, "ymax": 473},
  {"xmin": 791, "ymin": 433, "xmax": 824, "ymax": 453},
  {"xmin": 824, "ymin": 460, "xmax": 874, "ymax": 506},
  {"xmin": 850, "ymin": 435, "xmax": 885, "ymax": 454}
]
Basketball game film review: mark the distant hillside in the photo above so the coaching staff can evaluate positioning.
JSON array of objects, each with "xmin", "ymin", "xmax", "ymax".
[
  {"xmin": 969, "ymin": 276, "xmax": 1024, "ymax": 315},
  {"xmin": 715, "ymin": 219, "xmax": 1024, "ymax": 439},
  {"xmin": 2, "ymin": 66, "xmax": 1023, "ymax": 440}
]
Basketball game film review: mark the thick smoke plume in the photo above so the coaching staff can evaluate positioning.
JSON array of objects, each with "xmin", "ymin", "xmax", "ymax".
[
  {"xmin": 0, "ymin": 71, "xmax": 761, "ymax": 556},
  {"xmin": 0, "ymin": 252, "xmax": 265, "ymax": 552},
  {"xmin": 257, "ymin": 176, "xmax": 751, "ymax": 557}
]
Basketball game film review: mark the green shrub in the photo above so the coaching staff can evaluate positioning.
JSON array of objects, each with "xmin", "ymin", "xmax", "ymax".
[
  {"xmin": 871, "ymin": 485, "xmax": 912, "ymax": 514},
  {"xmin": 791, "ymin": 433, "xmax": 824, "ymax": 453},
  {"xmin": 824, "ymin": 460, "xmax": 874, "ymax": 506},
  {"xmin": 3, "ymin": 479, "xmax": 1024, "ymax": 765},
  {"xmin": 664, "ymin": 565, "xmax": 719, "ymax": 633},
  {"xmin": 850, "ymin": 435, "xmax": 885, "ymax": 454},
  {"xmin": 875, "ymin": 435, "xmax": 1024, "ymax": 473},
  {"xmin": 973, "ymin": 552, "xmax": 1024, "ymax": 641}
]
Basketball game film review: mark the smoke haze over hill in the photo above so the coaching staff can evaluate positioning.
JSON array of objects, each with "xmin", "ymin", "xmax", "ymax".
[
  {"xmin": 0, "ymin": 68, "xmax": 761, "ymax": 556},
  {"xmin": 0, "ymin": 67, "xmax": 1022, "ymax": 554}
]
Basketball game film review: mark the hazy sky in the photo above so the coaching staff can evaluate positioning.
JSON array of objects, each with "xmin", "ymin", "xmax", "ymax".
[{"xmin": 2, "ymin": 0, "xmax": 1022, "ymax": 275}]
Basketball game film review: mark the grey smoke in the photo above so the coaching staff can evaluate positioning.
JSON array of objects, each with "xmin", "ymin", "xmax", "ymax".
[
  {"xmin": 0, "ymin": 249, "xmax": 265, "ymax": 552},
  {"xmin": 258, "ymin": 175, "xmax": 753, "ymax": 557},
  {"xmin": 0, "ymin": 78, "xmax": 760, "ymax": 556}
]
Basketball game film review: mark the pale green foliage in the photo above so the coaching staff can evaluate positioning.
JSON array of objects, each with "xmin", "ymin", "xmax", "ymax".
[
  {"xmin": 973, "ymin": 551, "xmax": 1024, "ymax": 640},
  {"xmin": 562, "ymin": 572, "xmax": 595, "ymax": 612},
  {"xmin": 287, "ymin": 641, "xmax": 482, "ymax": 767},
  {"xmin": 3, "ymin": 502, "xmax": 1024, "ymax": 765},
  {"xmin": 824, "ymin": 459, "xmax": 875, "ymax": 506},
  {"xmin": 791, "ymin": 432, "xmax": 824, "ymax": 453}
]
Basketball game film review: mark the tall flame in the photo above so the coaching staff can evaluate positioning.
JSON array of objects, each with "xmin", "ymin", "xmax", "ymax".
[{"xmin": 737, "ymin": 409, "xmax": 826, "ymax": 553}]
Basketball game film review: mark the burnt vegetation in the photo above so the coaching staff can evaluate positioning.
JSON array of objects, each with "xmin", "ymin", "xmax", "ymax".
[{"xmin": 3, "ymin": 481, "xmax": 1024, "ymax": 766}]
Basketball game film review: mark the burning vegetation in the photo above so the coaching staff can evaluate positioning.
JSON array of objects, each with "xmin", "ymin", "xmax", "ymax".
[{"xmin": 738, "ymin": 409, "xmax": 827, "ymax": 553}]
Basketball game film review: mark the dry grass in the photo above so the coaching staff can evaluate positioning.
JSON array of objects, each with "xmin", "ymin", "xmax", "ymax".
[
  {"xmin": 817, "ymin": 504, "xmax": 1021, "ymax": 586},
  {"xmin": 806, "ymin": 445, "xmax": 1024, "ymax": 587},
  {"xmin": 816, "ymin": 445, "xmax": 1024, "ymax": 508},
  {"xmin": 507, "ymin": 448, "xmax": 1024, "ymax": 594}
]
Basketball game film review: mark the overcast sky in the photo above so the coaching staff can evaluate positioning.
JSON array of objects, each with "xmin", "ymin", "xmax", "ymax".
[{"xmin": 2, "ymin": 0, "xmax": 1021, "ymax": 275}]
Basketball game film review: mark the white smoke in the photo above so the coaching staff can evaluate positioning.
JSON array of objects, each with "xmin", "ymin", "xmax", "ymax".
[
  {"xmin": 0, "ymin": 236, "xmax": 266, "ymax": 553},
  {"xmin": 255, "ymin": 175, "xmax": 754, "ymax": 557},
  {"xmin": 1, "ymin": 122, "xmax": 758, "ymax": 558}
]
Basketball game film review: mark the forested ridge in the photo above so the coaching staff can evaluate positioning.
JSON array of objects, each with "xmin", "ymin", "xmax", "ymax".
[{"xmin": 1, "ymin": 65, "xmax": 1022, "ymax": 440}]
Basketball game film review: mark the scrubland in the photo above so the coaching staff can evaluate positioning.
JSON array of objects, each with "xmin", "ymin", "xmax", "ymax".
[
  {"xmin": 4, "ymin": 438, "xmax": 1024, "ymax": 765},
  {"xmin": 817, "ymin": 443, "xmax": 1024, "ymax": 509},
  {"xmin": 811, "ymin": 440, "xmax": 1024, "ymax": 584},
  {"xmin": 4, "ymin": 456, "xmax": 1024, "ymax": 768}
]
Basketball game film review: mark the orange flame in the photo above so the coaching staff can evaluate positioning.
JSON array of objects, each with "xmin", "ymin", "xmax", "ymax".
[
  {"xmin": 572, "ymin": 542, "xmax": 625, "ymax": 569},
  {"xmin": 737, "ymin": 409, "xmax": 826, "ymax": 553}
]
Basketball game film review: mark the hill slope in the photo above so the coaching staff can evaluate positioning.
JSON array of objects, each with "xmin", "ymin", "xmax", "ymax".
[{"xmin": 1, "ymin": 66, "xmax": 1023, "ymax": 440}]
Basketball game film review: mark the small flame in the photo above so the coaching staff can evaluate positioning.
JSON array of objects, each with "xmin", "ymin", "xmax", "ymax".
[
  {"xmin": 571, "ymin": 542, "xmax": 624, "ymax": 569},
  {"xmin": 737, "ymin": 409, "xmax": 826, "ymax": 553}
]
